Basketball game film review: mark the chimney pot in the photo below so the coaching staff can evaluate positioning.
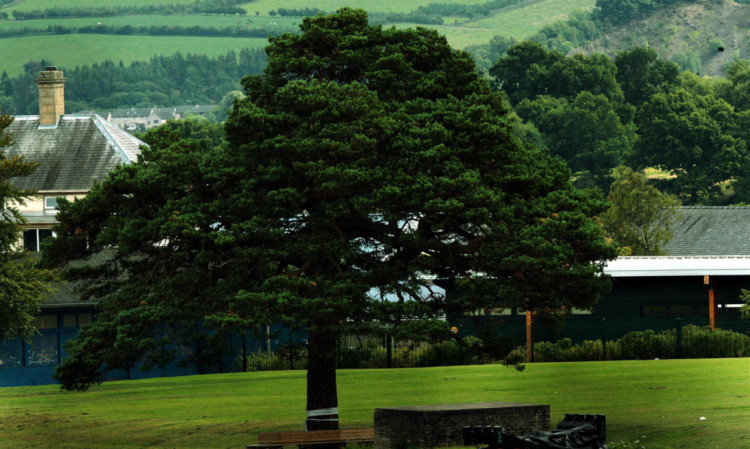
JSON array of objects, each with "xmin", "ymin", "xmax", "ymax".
[{"xmin": 45, "ymin": 66, "xmax": 57, "ymax": 71}]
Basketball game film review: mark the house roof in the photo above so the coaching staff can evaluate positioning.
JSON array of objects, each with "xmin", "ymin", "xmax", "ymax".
[
  {"xmin": 174, "ymin": 104, "xmax": 214, "ymax": 115},
  {"xmin": 152, "ymin": 107, "xmax": 176, "ymax": 120},
  {"xmin": 110, "ymin": 107, "xmax": 153, "ymax": 118},
  {"xmin": 664, "ymin": 206, "xmax": 750, "ymax": 256},
  {"xmin": 5, "ymin": 114, "xmax": 143, "ymax": 191}
]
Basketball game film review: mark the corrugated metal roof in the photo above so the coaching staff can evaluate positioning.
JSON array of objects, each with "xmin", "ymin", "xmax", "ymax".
[
  {"xmin": 665, "ymin": 206, "xmax": 750, "ymax": 256},
  {"xmin": 4, "ymin": 114, "xmax": 144, "ymax": 191}
]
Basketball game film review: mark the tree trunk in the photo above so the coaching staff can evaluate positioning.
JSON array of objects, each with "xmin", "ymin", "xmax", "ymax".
[{"xmin": 306, "ymin": 329, "xmax": 339, "ymax": 431}]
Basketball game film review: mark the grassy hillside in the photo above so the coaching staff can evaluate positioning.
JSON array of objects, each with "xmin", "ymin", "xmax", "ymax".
[
  {"xmin": 4, "ymin": 0, "xmax": 196, "ymax": 10},
  {"xmin": 1, "ymin": 359, "xmax": 748, "ymax": 448},
  {"xmin": 573, "ymin": 0, "xmax": 747, "ymax": 77},
  {"xmin": 0, "ymin": 0, "xmax": 596, "ymax": 77},
  {"xmin": 0, "ymin": 34, "xmax": 268, "ymax": 76}
]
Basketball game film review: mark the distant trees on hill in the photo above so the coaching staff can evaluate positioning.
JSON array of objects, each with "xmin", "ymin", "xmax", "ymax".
[
  {"xmin": 593, "ymin": 0, "xmax": 684, "ymax": 27},
  {"xmin": 0, "ymin": 48, "xmax": 266, "ymax": 114},
  {"xmin": 490, "ymin": 42, "xmax": 750, "ymax": 205},
  {"xmin": 4, "ymin": 0, "xmax": 247, "ymax": 20},
  {"xmin": 0, "ymin": 23, "xmax": 294, "ymax": 39}
]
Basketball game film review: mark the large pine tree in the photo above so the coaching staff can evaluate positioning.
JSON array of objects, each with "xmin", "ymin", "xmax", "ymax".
[{"xmin": 45, "ymin": 9, "xmax": 615, "ymax": 429}]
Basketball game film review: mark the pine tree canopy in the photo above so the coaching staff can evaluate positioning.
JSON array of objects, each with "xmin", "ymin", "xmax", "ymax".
[{"xmin": 43, "ymin": 9, "xmax": 616, "ymax": 424}]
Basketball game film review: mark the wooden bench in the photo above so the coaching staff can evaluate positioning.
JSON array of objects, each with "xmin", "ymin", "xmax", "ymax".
[{"xmin": 248, "ymin": 428, "xmax": 375, "ymax": 449}]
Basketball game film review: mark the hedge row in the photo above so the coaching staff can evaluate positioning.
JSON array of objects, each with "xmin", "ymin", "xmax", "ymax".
[
  {"xmin": 242, "ymin": 325, "xmax": 749, "ymax": 371},
  {"xmin": 507, "ymin": 325, "xmax": 750, "ymax": 363}
]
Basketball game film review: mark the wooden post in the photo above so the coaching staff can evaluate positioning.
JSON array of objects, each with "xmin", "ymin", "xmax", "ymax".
[{"xmin": 709, "ymin": 288, "xmax": 716, "ymax": 329}]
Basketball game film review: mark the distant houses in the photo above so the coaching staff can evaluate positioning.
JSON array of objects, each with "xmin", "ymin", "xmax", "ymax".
[{"xmin": 99, "ymin": 104, "xmax": 216, "ymax": 132}]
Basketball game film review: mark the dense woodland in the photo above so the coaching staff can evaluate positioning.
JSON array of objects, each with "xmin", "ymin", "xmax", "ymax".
[
  {"xmin": 493, "ymin": 41, "xmax": 750, "ymax": 205},
  {"xmin": 0, "ymin": 48, "xmax": 266, "ymax": 113}
]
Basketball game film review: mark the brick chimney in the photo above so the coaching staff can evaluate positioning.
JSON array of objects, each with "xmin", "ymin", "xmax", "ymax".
[{"xmin": 36, "ymin": 66, "xmax": 66, "ymax": 126}]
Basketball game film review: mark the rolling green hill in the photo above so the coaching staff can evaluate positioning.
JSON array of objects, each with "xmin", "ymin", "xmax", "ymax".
[
  {"xmin": 0, "ymin": 0, "xmax": 596, "ymax": 77},
  {"xmin": 573, "ymin": 0, "xmax": 747, "ymax": 77}
]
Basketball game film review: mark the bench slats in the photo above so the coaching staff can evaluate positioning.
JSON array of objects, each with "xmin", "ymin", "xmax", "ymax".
[{"xmin": 251, "ymin": 428, "xmax": 374, "ymax": 448}]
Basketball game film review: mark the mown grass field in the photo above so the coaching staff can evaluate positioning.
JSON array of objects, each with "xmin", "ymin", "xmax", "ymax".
[
  {"xmin": 1, "ymin": 359, "xmax": 748, "ymax": 448},
  {"xmin": 0, "ymin": 0, "xmax": 595, "ymax": 77},
  {"xmin": 3, "ymin": 0, "xmax": 196, "ymax": 11},
  {"xmin": 0, "ymin": 34, "xmax": 268, "ymax": 76}
]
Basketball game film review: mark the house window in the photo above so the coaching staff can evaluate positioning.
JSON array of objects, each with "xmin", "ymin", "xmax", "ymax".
[
  {"xmin": 61, "ymin": 313, "xmax": 93, "ymax": 328},
  {"xmin": 62, "ymin": 314, "xmax": 77, "ymax": 328},
  {"xmin": 23, "ymin": 229, "xmax": 53, "ymax": 252},
  {"xmin": 44, "ymin": 196, "xmax": 58, "ymax": 210},
  {"xmin": 34, "ymin": 314, "xmax": 58, "ymax": 329}
]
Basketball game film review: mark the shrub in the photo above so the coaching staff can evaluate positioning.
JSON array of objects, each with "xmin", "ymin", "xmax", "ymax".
[{"xmin": 516, "ymin": 326, "xmax": 749, "ymax": 363}]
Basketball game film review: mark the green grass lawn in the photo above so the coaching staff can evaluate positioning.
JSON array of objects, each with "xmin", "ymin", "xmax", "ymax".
[{"xmin": 1, "ymin": 359, "xmax": 748, "ymax": 448}]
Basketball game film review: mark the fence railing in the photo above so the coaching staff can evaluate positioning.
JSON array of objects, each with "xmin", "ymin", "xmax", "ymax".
[{"xmin": 239, "ymin": 322, "xmax": 750, "ymax": 371}]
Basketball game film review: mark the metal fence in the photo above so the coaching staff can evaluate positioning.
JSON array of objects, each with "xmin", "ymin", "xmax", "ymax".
[{"xmin": 238, "ymin": 332, "xmax": 468, "ymax": 372}]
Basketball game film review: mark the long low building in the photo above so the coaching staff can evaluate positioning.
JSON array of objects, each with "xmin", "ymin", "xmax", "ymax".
[{"xmin": 453, "ymin": 207, "xmax": 750, "ymax": 345}]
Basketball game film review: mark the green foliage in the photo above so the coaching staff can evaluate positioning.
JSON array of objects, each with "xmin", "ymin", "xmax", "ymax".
[
  {"xmin": 465, "ymin": 34, "xmax": 517, "ymax": 73},
  {"xmin": 529, "ymin": 8, "xmax": 602, "ymax": 53},
  {"xmin": 634, "ymin": 88, "xmax": 747, "ymax": 203},
  {"xmin": 0, "ymin": 49, "xmax": 265, "ymax": 114},
  {"xmin": 614, "ymin": 46, "xmax": 679, "ymax": 106},
  {"xmin": 0, "ymin": 110, "xmax": 55, "ymax": 342},
  {"xmin": 516, "ymin": 92, "xmax": 635, "ymax": 190},
  {"xmin": 491, "ymin": 41, "xmax": 626, "ymax": 106},
  {"xmin": 598, "ymin": 166, "xmax": 680, "ymax": 255},
  {"xmin": 368, "ymin": 0, "xmax": 527, "ymax": 26},
  {"xmin": 507, "ymin": 326, "xmax": 750, "ymax": 362},
  {"xmin": 593, "ymin": 0, "xmax": 682, "ymax": 27},
  {"xmin": 740, "ymin": 288, "xmax": 750, "ymax": 320},
  {"xmin": 670, "ymin": 51, "xmax": 701, "ymax": 74},
  {"xmin": 45, "ymin": 8, "xmax": 616, "ymax": 396}
]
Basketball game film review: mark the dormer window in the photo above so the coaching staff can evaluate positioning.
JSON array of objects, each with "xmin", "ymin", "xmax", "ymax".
[{"xmin": 44, "ymin": 196, "xmax": 58, "ymax": 210}]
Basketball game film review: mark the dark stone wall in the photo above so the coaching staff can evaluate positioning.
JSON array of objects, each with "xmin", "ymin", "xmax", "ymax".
[{"xmin": 374, "ymin": 402, "xmax": 550, "ymax": 449}]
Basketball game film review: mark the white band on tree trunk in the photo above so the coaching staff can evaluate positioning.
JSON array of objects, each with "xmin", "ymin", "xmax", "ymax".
[{"xmin": 306, "ymin": 407, "xmax": 339, "ymax": 420}]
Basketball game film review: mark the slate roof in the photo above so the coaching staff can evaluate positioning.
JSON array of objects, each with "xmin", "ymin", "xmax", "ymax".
[
  {"xmin": 153, "ymin": 107, "xmax": 176, "ymax": 120},
  {"xmin": 664, "ymin": 207, "xmax": 750, "ymax": 256},
  {"xmin": 4, "ymin": 114, "xmax": 143, "ymax": 191},
  {"xmin": 110, "ymin": 107, "xmax": 153, "ymax": 118},
  {"xmin": 175, "ymin": 104, "xmax": 214, "ymax": 115}
]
